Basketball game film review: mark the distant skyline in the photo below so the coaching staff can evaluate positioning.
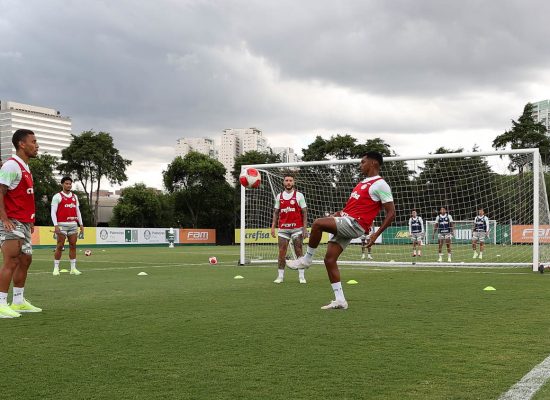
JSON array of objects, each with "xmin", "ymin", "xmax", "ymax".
[{"xmin": 1, "ymin": 0, "xmax": 549, "ymax": 189}]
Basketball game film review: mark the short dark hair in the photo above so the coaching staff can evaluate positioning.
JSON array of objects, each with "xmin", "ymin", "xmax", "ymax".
[
  {"xmin": 363, "ymin": 151, "xmax": 383, "ymax": 165},
  {"xmin": 12, "ymin": 129, "xmax": 35, "ymax": 150},
  {"xmin": 283, "ymin": 173, "xmax": 295, "ymax": 179},
  {"xmin": 61, "ymin": 176, "xmax": 73, "ymax": 184}
]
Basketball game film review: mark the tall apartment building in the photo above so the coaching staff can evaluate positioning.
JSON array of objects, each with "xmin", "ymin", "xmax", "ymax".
[
  {"xmin": 0, "ymin": 100, "xmax": 72, "ymax": 162},
  {"xmin": 531, "ymin": 99, "xmax": 550, "ymax": 133},
  {"xmin": 219, "ymin": 128, "xmax": 268, "ymax": 183},
  {"xmin": 175, "ymin": 137, "xmax": 217, "ymax": 159},
  {"xmin": 272, "ymin": 146, "xmax": 300, "ymax": 164}
]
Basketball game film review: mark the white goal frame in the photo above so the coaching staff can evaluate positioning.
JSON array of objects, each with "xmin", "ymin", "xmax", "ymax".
[{"xmin": 239, "ymin": 148, "xmax": 546, "ymax": 271}]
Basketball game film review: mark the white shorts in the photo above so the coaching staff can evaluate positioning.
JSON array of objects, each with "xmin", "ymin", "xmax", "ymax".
[
  {"xmin": 410, "ymin": 233, "xmax": 424, "ymax": 243},
  {"xmin": 438, "ymin": 233, "xmax": 452, "ymax": 240},
  {"xmin": 0, "ymin": 219, "xmax": 33, "ymax": 255},
  {"xmin": 56, "ymin": 223, "xmax": 79, "ymax": 238},
  {"xmin": 472, "ymin": 231, "xmax": 488, "ymax": 242},
  {"xmin": 278, "ymin": 228, "xmax": 303, "ymax": 241},
  {"xmin": 329, "ymin": 217, "xmax": 365, "ymax": 250}
]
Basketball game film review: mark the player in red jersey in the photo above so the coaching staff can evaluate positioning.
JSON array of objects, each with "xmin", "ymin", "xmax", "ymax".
[
  {"xmin": 0, "ymin": 129, "xmax": 41, "ymax": 318},
  {"xmin": 270, "ymin": 174, "xmax": 308, "ymax": 284},
  {"xmin": 51, "ymin": 176, "xmax": 85, "ymax": 276},
  {"xmin": 288, "ymin": 151, "xmax": 395, "ymax": 310}
]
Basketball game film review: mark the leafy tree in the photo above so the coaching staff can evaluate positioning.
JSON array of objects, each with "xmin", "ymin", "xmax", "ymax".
[
  {"xmin": 492, "ymin": 103, "xmax": 550, "ymax": 173},
  {"xmin": 58, "ymin": 130, "xmax": 132, "ymax": 225},
  {"xmin": 163, "ymin": 152, "xmax": 234, "ymax": 243},
  {"xmin": 29, "ymin": 154, "xmax": 62, "ymax": 226},
  {"xmin": 111, "ymin": 184, "xmax": 172, "ymax": 227}
]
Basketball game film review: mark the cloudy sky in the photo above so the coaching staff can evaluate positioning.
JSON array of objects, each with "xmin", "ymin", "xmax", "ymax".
[{"xmin": 1, "ymin": 0, "xmax": 549, "ymax": 189}]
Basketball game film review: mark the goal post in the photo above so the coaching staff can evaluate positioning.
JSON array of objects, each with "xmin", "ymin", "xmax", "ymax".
[{"xmin": 238, "ymin": 148, "xmax": 550, "ymax": 271}]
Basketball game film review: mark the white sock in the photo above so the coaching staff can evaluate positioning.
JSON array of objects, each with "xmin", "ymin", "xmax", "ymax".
[
  {"xmin": 13, "ymin": 287, "xmax": 24, "ymax": 305},
  {"xmin": 70, "ymin": 259, "xmax": 76, "ymax": 270},
  {"xmin": 331, "ymin": 282, "xmax": 346, "ymax": 302},
  {"xmin": 304, "ymin": 246, "xmax": 317, "ymax": 262},
  {"xmin": 413, "ymin": 250, "xmax": 416, "ymax": 255},
  {"xmin": 278, "ymin": 269, "xmax": 284, "ymax": 279},
  {"xmin": 299, "ymin": 269, "xmax": 305, "ymax": 279},
  {"xmin": 0, "ymin": 291, "xmax": 7, "ymax": 305},
  {"xmin": 54, "ymin": 260, "xmax": 60, "ymax": 269}
]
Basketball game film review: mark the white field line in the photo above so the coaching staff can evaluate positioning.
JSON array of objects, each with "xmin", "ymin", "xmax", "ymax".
[
  {"xmin": 26, "ymin": 261, "xmax": 236, "ymax": 275},
  {"xmin": 498, "ymin": 354, "xmax": 550, "ymax": 400}
]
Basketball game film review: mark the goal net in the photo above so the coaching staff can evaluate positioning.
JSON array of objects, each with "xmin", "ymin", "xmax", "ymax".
[{"xmin": 238, "ymin": 149, "xmax": 550, "ymax": 271}]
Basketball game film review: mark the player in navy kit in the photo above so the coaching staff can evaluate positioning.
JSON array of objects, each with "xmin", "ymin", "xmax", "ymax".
[{"xmin": 433, "ymin": 207, "xmax": 454, "ymax": 262}]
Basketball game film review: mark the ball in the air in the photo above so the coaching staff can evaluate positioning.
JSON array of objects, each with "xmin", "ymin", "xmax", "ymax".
[
  {"xmin": 84, "ymin": 249, "xmax": 92, "ymax": 257},
  {"xmin": 239, "ymin": 168, "xmax": 261, "ymax": 188}
]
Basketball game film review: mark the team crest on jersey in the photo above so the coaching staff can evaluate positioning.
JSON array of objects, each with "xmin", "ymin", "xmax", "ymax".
[
  {"xmin": 290, "ymin": 200, "xmax": 295, "ymax": 205},
  {"xmin": 361, "ymin": 184, "xmax": 368, "ymax": 190}
]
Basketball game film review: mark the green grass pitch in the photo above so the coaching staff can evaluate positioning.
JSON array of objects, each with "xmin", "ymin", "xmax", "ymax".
[{"xmin": 3, "ymin": 245, "xmax": 550, "ymax": 399}]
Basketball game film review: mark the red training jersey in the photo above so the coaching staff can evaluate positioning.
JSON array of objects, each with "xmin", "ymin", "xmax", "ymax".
[
  {"xmin": 56, "ymin": 192, "xmax": 79, "ymax": 223},
  {"xmin": 4, "ymin": 158, "xmax": 35, "ymax": 223},
  {"xmin": 341, "ymin": 177, "xmax": 384, "ymax": 232},
  {"xmin": 278, "ymin": 191, "xmax": 304, "ymax": 229}
]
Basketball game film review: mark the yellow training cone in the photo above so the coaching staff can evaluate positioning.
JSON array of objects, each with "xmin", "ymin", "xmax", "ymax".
[
  {"xmin": 483, "ymin": 286, "xmax": 496, "ymax": 291},
  {"xmin": 347, "ymin": 280, "xmax": 358, "ymax": 285}
]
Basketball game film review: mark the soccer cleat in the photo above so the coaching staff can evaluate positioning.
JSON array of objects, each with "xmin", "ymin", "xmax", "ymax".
[
  {"xmin": 299, "ymin": 277, "xmax": 307, "ymax": 284},
  {"xmin": 367, "ymin": 254, "xmax": 373, "ymax": 260},
  {"xmin": 273, "ymin": 277, "xmax": 283, "ymax": 284},
  {"xmin": 10, "ymin": 299, "xmax": 42, "ymax": 313},
  {"xmin": 361, "ymin": 254, "xmax": 366, "ymax": 260},
  {"xmin": 438, "ymin": 256, "xmax": 442, "ymax": 262},
  {"xmin": 418, "ymin": 252, "xmax": 422, "ymax": 257},
  {"xmin": 473, "ymin": 252, "xmax": 478, "ymax": 259},
  {"xmin": 52, "ymin": 268, "xmax": 60, "ymax": 276},
  {"xmin": 70, "ymin": 268, "xmax": 82, "ymax": 275},
  {"xmin": 286, "ymin": 257, "xmax": 312, "ymax": 270},
  {"xmin": 412, "ymin": 253, "xmax": 416, "ymax": 257},
  {"xmin": 447, "ymin": 256, "xmax": 452, "ymax": 262},
  {"xmin": 321, "ymin": 299, "xmax": 348, "ymax": 310},
  {"xmin": 479, "ymin": 253, "xmax": 483, "ymax": 260},
  {"xmin": 0, "ymin": 304, "xmax": 21, "ymax": 318}
]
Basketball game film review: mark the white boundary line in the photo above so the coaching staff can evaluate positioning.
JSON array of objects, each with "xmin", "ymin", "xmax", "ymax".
[{"xmin": 498, "ymin": 354, "xmax": 550, "ymax": 399}]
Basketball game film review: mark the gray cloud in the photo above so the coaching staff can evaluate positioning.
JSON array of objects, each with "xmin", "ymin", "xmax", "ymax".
[{"xmin": 1, "ymin": 0, "xmax": 549, "ymax": 188}]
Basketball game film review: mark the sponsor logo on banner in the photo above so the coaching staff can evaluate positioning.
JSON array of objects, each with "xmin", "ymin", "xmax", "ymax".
[
  {"xmin": 512, "ymin": 225, "xmax": 550, "ymax": 243},
  {"xmin": 394, "ymin": 230, "xmax": 409, "ymax": 239},
  {"xmin": 180, "ymin": 229, "xmax": 216, "ymax": 244},
  {"xmin": 235, "ymin": 228, "xmax": 328, "ymax": 244}
]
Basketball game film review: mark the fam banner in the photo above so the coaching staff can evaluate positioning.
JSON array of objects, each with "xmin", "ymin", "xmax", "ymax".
[
  {"xmin": 179, "ymin": 229, "xmax": 216, "ymax": 244},
  {"xmin": 512, "ymin": 225, "xmax": 550, "ymax": 244}
]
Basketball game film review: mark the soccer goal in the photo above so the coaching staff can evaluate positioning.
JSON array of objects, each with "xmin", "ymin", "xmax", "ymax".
[{"xmin": 238, "ymin": 149, "xmax": 550, "ymax": 271}]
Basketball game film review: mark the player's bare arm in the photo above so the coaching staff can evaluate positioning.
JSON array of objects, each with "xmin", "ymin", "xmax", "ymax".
[
  {"xmin": 271, "ymin": 208, "xmax": 280, "ymax": 238},
  {"xmin": 367, "ymin": 202, "xmax": 396, "ymax": 248},
  {"xmin": 0, "ymin": 184, "xmax": 14, "ymax": 231}
]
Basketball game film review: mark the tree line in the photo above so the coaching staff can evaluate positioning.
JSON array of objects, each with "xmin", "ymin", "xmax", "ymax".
[{"xmin": 29, "ymin": 103, "xmax": 550, "ymax": 244}]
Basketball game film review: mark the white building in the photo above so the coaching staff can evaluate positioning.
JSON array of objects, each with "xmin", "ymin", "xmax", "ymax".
[
  {"xmin": 175, "ymin": 137, "xmax": 217, "ymax": 159},
  {"xmin": 0, "ymin": 100, "xmax": 72, "ymax": 162},
  {"xmin": 531, "ymin": 99, "xmax": 550, "ymax": 133},
  {"xmin": 219, "ymin": 128, "xmax": 268, "ymax": 183},
  {"xmin": 272, "ymin": 146, "xmax": 300, "ymax": 163}
]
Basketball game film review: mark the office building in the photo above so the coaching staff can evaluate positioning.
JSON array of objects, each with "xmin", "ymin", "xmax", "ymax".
[{"xmin": 0, "ymin": 100, "xmax": 72, "ymax": 162}]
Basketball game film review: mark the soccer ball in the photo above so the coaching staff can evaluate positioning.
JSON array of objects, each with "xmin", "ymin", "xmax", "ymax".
[
  {"xmin": 209, "ymin": 257, "xmax": 218, "ymax": 265},
  {"xmin": 239, "ymin": 168, "xmax": 261, "ymax": 188},
  {"xmin": 84, "ymin": 250, "xmax": 92, "ymax": 257}
]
